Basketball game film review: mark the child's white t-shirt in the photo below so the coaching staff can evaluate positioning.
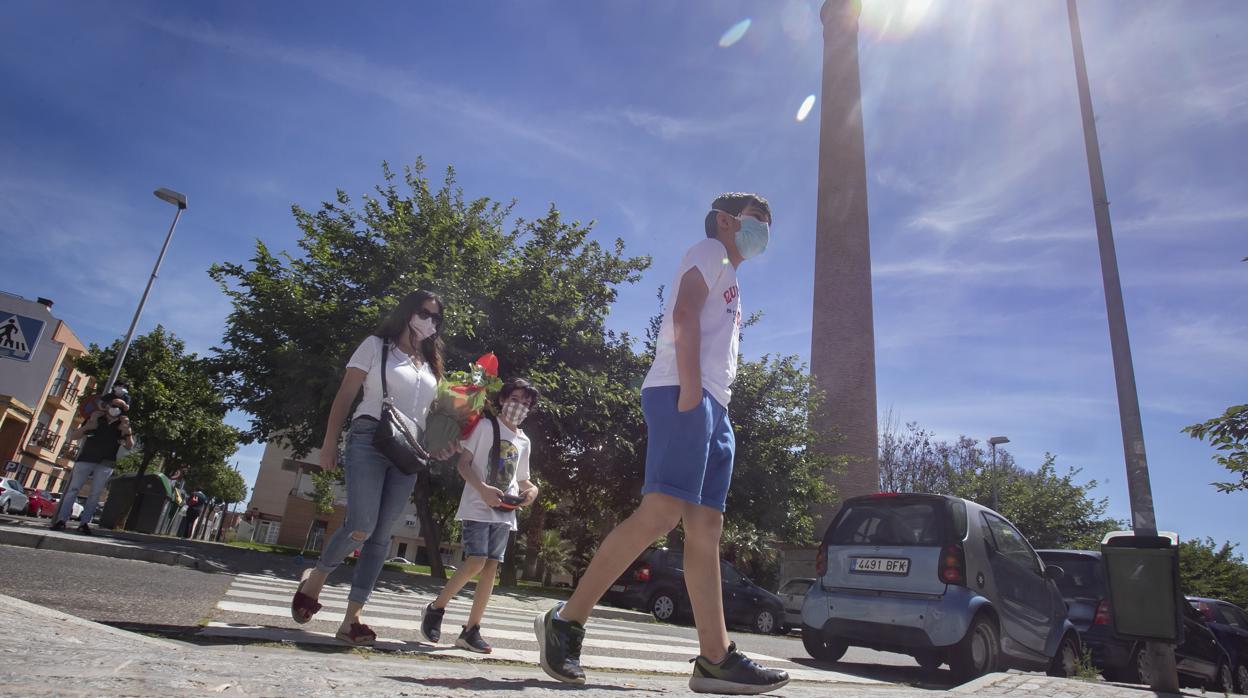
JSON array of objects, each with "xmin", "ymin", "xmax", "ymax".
[
  {"xmin": 642, "ymin": 238, "xmax": 741, "ymax": 407},
  {"xmin": 455, "ymin": 417, "xmax": 531, "ymax": 530}
]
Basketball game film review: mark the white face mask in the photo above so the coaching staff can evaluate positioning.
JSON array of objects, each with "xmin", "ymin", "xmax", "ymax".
[
  {"xmin": 113, "ymin": 387, "xmax": 127, "ymax": 397},
  {"xmin": 408, "ymin": 315, "xmax": 436, "ymax": 341},
  {"xmin": 107, "ymin": 407, "xmax": 122, "ymax": 417}
]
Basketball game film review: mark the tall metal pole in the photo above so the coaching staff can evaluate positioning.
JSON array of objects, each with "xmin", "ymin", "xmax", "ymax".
[
  {"xmin": 103, "ymin": 206, "xmax": 184, "ymax": 394},
  {"xmin": 990, "ymin": 442, "xmax": 999, "ymax": 511},
  {"xmin": 1065, "ymin": 1, "xmax": 1178, "ymax": 691}
]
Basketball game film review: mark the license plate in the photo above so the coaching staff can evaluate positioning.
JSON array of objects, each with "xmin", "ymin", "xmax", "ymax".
[
  {"xmin": 610, "ymin": 584, "xmax": 625, "ymax": 592},
  {"xmin": 851, "ymin": 557, "xmax": 910, "ymax": 575}
]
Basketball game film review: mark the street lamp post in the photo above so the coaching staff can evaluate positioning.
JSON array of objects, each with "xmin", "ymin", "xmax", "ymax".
[
  {"xmin": 102, "ymin": 188, "xmax": 188, "ymax": 394},
  {"xmin": 1065, "ymin": 1, "xmax": 1178, "ymax": 691},
  {"xmin": 988, "ymin": 436, "xmax": 1009, "ymax": 511}
]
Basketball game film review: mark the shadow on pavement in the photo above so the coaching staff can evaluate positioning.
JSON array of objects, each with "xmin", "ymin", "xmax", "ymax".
[{"xmin": 786, "ymin": 657, "xmax": 958, "ymax": 691}]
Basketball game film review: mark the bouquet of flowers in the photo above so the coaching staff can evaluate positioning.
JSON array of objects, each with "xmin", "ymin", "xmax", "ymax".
[{"xmin": 423, "ymin": 352, "xmax": 503, "ymax": 461}]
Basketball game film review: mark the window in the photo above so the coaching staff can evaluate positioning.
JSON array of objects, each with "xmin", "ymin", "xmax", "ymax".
[
  {"xmin": 829, "ymin": 500, "xmax": 945, "ymax": 546},
  {"xmin": 1216, "ymin": 603, "xmax": 1248, "ymax": 630},
  {"xmin": 720, "ymin": 562, "xmax": 745, "ymax": 585},
  {"xmin": 983, "ymin": 514, "xmax": 1041, "ymax": 574}
]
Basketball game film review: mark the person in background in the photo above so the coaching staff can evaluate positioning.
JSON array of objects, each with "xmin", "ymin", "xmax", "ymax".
[{"xmin": 52, "ymin": 395, "xmax": 134, "ymax": 534}]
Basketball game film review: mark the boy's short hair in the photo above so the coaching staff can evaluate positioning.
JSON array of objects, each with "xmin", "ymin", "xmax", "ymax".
[
  {"xmin": 498, "ymin": 378, "xmax": 541, "ymax": 407},
  {"xmin": 704, "ymin": 192, "xmax": 772, "ymax": 238}
]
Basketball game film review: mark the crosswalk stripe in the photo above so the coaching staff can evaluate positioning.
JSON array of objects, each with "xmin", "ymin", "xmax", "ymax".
[
  {"xmin": 199, "ymin": 623, "xmax": 882, "ymax": 685},
  {"xmin": 221, "ymin": 588, "xmax": 685, "ymax": 643}
]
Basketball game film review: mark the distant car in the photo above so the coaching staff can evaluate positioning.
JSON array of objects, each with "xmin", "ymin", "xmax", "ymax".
[
  {"xmin": 0, "ymin": 478, "xmax": 29, "ymax": 515},
  {"xmin": 604, "ymin": 547, "xmax": 787, "ymax": 634},
  {"xmin": 52, "ymin": 494, "xmax": 84, "ymax": 520},
  {"xmin": 777, "ymin": 578, "xmax": 815, "ymax": 631},
  {"xmin": 386, "ymin": 557, "xmax": 414, "ymax": 566},
  {"xmin": 1037, "ymin": 549, "xmax": 1234, "ymax": 692},
  {"xmin": 24, "ymin": 489, "xmax": 56, "ymax": 517},
  {"xmin": 1189, "ymin": 596, "xmax": 1248, "ymax": 694},
  {"xmin": 802, "ymin": 493, "xmax": 1080, "ymax": 682}
]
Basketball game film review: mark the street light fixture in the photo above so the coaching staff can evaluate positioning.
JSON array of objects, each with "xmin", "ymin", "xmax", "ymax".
[
  {"xmin": 102, "ymin": 188, "xmax": 188, "ymax": 395},
  {"xmin": 988, "ymin": 436, "xmax": 1009, "ymax": 512}
]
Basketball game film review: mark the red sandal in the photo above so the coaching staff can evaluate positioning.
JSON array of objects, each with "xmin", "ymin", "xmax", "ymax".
[
  {"xmin": 289, "ymin": 568, "xmax": 323, "ymax": 624},
  {"xmin": 335, "ymin": 622, "xmax": 377, "ymax": 647}
]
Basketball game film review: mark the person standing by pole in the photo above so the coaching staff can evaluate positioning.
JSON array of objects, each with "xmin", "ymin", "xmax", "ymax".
[{"xmin": 51, "ymin": 396, "xmax": 134, "ymax": 534}]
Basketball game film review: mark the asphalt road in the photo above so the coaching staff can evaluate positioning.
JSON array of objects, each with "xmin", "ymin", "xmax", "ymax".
[{"xmin": 0, "ymin": 541, "xmax": 962, "ymax": 690}]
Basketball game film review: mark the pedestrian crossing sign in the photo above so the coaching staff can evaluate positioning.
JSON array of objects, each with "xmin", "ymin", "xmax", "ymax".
[{"xmin": 0, "ymin": 312, "xmax": 46, "ymax": 362}]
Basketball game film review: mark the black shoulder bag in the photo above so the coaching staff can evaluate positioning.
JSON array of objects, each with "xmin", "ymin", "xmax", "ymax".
[{"xmin": 371, "ymin": 340, "xmax": 431, "ymax": 475}]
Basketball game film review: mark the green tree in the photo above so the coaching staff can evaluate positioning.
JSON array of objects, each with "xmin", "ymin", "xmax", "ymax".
[
  {"xmin": 535, "ymin": 529, "xmax": 574, "ymax": 587},
  {"xmin": 75, "ymin": 326, "xmax": 240, "ymax": 481},
  {"xmin": 726, "ymin": 355, "xmax": 839, "ymax": 545},
  {"xmin": 1183, "ymin": 404, "xmax": 1248, "ymax": 493},
  {"xmin": 301, "ymin": 469, "xmax": 339, "ymax": 556},
  {"xmin": 209, "ymin": 160, "xmax": 649, "ymax": 579},
  {"xmin": 1179, "ymin": 537, "xmax": 1248, "ymax": 609},
  {"xmin": 195, "ymin": 464, "xmax": 247, "ymax": 505}
]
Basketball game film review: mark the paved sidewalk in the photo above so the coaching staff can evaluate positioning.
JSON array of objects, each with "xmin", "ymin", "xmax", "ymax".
[
  {"xmin": 0, "ymin": 592, "xmax": 1202, "ymax": 697},
  {"xmin": 0, "ymin": 515, "xmax": 650, "ymax": 621}
]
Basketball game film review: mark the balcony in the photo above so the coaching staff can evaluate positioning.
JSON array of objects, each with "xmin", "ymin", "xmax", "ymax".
[
  {"xmin": 47, "ymin": 378, "xmax": 81, "ymax": 409},
  {"xmin": 26, "ymin": 425, "xmax": 61, "ymax": 453},
  {"xmin": 58, "ymin": 443, "xmax": 80, "ymax": 463}
]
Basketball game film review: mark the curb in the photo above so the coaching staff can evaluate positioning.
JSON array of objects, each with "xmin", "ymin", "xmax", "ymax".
[
  {"xmin": 0, "ymin": 591, "xmax": 183, "ymax": 649},
  {"xmin": 948, "ymin": 673, "xmax": 1011, "ymax": 693},
  {"xmin": 0, "ymin": 526, "xmax": 219, "ymax": 573}
]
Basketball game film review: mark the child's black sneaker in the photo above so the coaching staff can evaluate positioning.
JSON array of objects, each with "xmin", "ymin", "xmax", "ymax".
[
  {"xmin": 533, "ymin": 604, "xmax": 585, "ymax": 684},
  {"xmin": 688, "ymin": 642, "xmax": 790, "ymax": 694},
  {"xmin": 420, "ymin": 603, "xmax": 445, "ymax": 643},
  {"xmin": 455, "ymin": 624, "xmax": 492, "ymax": 654}
]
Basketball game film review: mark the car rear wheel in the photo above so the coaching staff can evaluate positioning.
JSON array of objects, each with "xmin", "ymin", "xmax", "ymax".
[
  {"xmin": 752, "ymin": 609, "xmax": 777, "ymax": 635},
  {"xmin": 1235, "ymin": 661, "xmax": 1248, "ymax": 695},
  {"xmin": 949, "ymin": 614, "xmax": 1000, "ymax": 682},
  {"xmin": 801, "ymin": 625, "xmax": 848, "ymax": 662},
  {"xmin": 1046, "ymin": 633, "xmax": 1080, "ymax": 678},
  {"xmin": 1209, "ymin": 661, "xmax": 1234, "ymax": 694},
  {"xmin": 649, "ymin": 591, "xmax": 679, "ymax": 623},
  {"xmin": 1123, "ymin": 644, "xmax": 1154, "ymax": 685},
  {"xmin": 914, "ymin": 650, "xmax": 943, "ymax": 672}
]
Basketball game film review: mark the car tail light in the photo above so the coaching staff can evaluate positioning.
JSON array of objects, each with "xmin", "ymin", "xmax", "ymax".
[
  {"xmin": 1094, "ymin": 598, "xmax": 1112, "ymax": 625},
  {"xmin": 815, "ymin": 547, "xmax": 828, "ymax": 577},
  {"xmin": 938, "ymin": 545, "xmax": 965, "ymax": 585},
  {"xmin": 634, "ymin": 563, "xmax": 651, "ymax": 583}
]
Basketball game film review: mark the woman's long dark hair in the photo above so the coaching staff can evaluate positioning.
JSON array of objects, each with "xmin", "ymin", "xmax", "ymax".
[{"xmin": 372, "ymin": 290, "xmax": 445, "ymax": 380}]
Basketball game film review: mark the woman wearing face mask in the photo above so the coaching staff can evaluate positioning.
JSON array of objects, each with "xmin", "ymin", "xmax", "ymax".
[{"xmin": 289, "ymin": 289, "xmax": 448, "ymax": 646}]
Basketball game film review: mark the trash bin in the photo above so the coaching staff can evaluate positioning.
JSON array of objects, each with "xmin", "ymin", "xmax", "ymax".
[
  {"xmin": 98, "ymin": 472, "xmax": 176, "ymax": 534},
  {"xmin": 1101, "ymin": 534, "xmax": 1183, "ymax": 643}
]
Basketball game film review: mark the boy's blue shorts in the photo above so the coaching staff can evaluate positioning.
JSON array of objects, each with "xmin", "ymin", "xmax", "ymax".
[{"xmin": 639, "ymin": 386, "xmax": 735, "ymax": 512}]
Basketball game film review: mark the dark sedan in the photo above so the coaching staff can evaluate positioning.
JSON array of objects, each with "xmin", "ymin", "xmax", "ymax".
[
  {"xmin": 603, "ymin": 547, "xmax": 786, "ymax": 634},
  {"xmin": 1038, "ymin": 549, "xmax": 1234, "ymax": 692},
  {"xmin": 1189, "ymin": 596, "xmax": 1248, "ymax": 694}
]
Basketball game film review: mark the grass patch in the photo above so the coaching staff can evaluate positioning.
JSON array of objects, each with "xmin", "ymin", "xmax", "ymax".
[
  {"xmin": 225, "ymin": 541, "xmax": 316, "ymax": 557},
  {"xmin": 1074, "ymin": 646, "xmax": 1101, "ymax": 682}
]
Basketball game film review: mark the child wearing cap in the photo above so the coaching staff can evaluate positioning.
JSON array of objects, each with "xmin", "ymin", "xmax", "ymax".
[{"xmin": 420, "ymin": 378, "xmax": 541, "ymax": 654}]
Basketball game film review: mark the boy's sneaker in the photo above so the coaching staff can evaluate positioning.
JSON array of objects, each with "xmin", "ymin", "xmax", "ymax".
[
  {"xmin": 533, "ymin": 604, "xmax": 585, "ymax": 684},
  {"xmin": 689, "ymin": 642, "xmax": 790, "ymax": 695},
  {"xmin": 420, "ymin": 603, "xmax": 444, "ymax": 643},
  {"xmin": 455, "ymin": 624, "xmax": 492, "ymax": 654}
]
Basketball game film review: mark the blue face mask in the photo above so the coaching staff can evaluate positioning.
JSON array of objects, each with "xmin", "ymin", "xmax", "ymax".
[{"xmin": 714, "ymin": 209, "xmax": 770, "ymax": 259}]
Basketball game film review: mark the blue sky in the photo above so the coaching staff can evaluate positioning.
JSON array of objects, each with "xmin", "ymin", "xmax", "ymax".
[{"xmin": 2, "ymin": 1, "xmax": 1244, "ymax": 548}]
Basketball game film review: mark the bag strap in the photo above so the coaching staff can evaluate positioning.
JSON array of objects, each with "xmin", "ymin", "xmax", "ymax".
[
  {"xmin": 487, "ymin": 413, "xmax": 501, "ymax": 478},
  {"xmin": 378, "ymin": 338, "xmax": 391, "ymax": 403}
]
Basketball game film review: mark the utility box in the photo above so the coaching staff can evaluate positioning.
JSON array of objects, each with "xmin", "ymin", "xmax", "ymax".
[
  {"xmin": 99, "ymin": 472, "xmax": 175, "ymax": 534},
  {"xmin": 1101, "ymin": 534, "xmax": 1182, "ymax": 643}
]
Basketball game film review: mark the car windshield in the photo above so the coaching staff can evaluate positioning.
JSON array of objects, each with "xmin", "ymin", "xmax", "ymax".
[
  {"xmin": 828, "ymin": 498, "xmax": 945, "ymax": 546},
  {"xmin": 1047, "ymin": 556, "xmax": 1102, "ymax": 597}
]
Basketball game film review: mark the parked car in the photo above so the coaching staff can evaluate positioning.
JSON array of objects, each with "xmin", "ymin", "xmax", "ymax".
[
  {"xmin": 777, "ymin": 578, "xmax": 815, "ymax": 631},
  {"xmin": 1189, "ymin": 596, "xmax": 1248, "ymax": 693},
  {"xmin": 604, "ymin": 547, "xmax": 787, "ymax": 634},
  {"xmin": 51, "ymin": 494, "xmax": 84, "ymax": 520},
  {"xmin": 386, "ymin": 557, "xmax": 414, "ymax": 566},
  {"xmin": 24, "ymin": 489, "xmax": 56, "ymax": 517},
  {"xmin": 802, "ymin": 493, "xmax": 1080, "ymax": 682},
  {"xmin": 1036, "ymin": 549, "xmax": 1234, "ymax": 692},
  {"xmin": 0, "ymin": 478, "xmax": 29, "ymax": 515}
]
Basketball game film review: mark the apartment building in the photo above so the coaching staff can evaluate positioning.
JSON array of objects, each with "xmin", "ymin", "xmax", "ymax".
[{"xmin": 0, "ymin": 292, "xmax": 95, "ymax": 494}]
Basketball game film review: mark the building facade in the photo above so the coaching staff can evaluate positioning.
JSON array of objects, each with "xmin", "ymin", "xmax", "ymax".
[
  {"xmin": 0, "ymin": 292, "xmax": 95, "ymax": 495},
  {"xmin": 246, "ymin": 439, "xmax": 451, "ymax": 564}
]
